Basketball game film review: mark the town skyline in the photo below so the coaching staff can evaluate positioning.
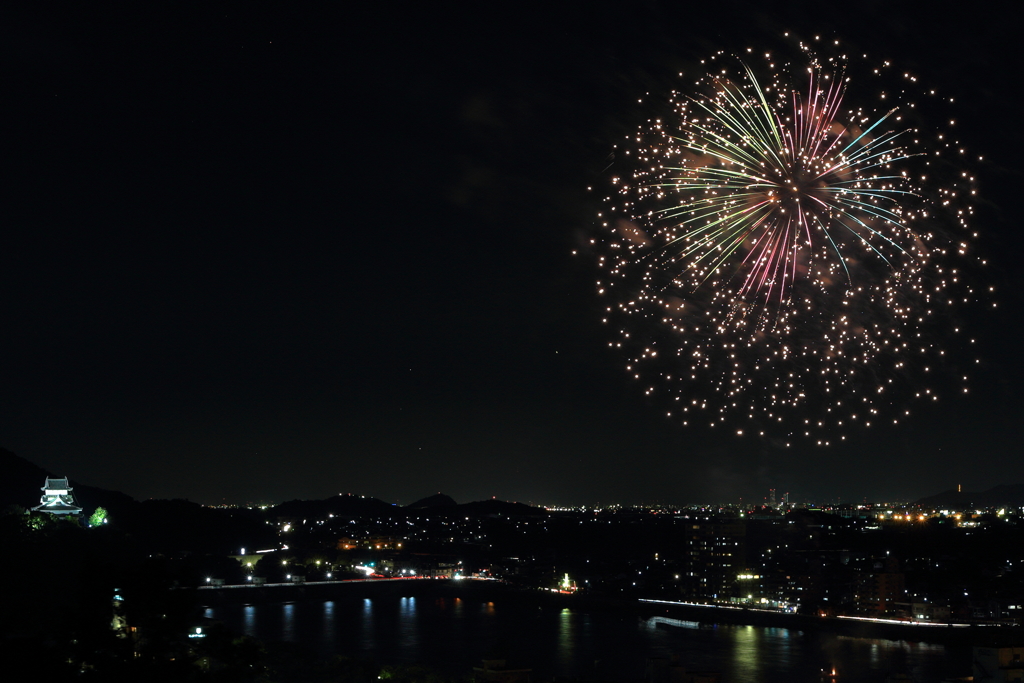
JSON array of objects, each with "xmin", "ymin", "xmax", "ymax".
[{"xmin": 4, "ymin": 444, "xmax": 1018, "ymax": 511}]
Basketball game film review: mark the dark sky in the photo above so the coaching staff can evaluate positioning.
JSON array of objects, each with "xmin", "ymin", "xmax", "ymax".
[{"xmin": 2, "ymin": 3, "xmax": 1022, "ymax": 506}]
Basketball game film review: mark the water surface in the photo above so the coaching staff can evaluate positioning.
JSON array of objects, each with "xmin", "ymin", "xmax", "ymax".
[{"xmin": 203, "ymin": 596, "xmax": 971, "ymax": 682}]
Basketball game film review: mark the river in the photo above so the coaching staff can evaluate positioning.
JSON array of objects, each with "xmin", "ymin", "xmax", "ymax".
[{"xmin": 201, "ymin": 592, "xmax": 973, "ymax": 682}]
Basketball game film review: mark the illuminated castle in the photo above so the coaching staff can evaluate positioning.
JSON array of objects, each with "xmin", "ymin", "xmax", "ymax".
[{"xmin": 32, "ymin": 477, "xmax": 83, "ymax": 516}]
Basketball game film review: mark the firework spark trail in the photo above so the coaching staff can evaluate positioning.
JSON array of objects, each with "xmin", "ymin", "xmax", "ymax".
[{"xmin": 591, "ymin": 38, "xmax": 985, "ymax": 445}]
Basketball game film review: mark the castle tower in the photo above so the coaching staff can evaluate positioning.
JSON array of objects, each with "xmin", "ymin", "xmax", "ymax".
[{"xmin": 32, "ymin": 477, "xmax": 83, "ymax": 516}]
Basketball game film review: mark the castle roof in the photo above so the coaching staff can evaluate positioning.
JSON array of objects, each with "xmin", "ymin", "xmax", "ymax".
[
  {"xmin": 42, "ymin": 477, "xmax": 72, "ymax": 491},
  {"xmin": 35, "ymin": 499, "xmax": 83, "ymax": 513}
]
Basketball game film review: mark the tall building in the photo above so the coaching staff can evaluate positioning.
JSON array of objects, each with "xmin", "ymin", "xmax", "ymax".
[
  {"xmin": 855, "ymin": 557, "xmax": 906, "ymax": 616},
  {"xmin": 32, "ymin": 477, "xmax": 83, "ymax": 516},
  {"xmin": 685, "ymin": 518, "xmax": 746, "ymax": 601}
]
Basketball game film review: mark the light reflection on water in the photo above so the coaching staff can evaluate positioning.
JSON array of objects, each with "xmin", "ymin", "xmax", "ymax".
[
  {"xmin": 360, "ymin": 598, "xmax": 373, "ymax": 651},
  {"xmin": 323, "ymin": 601, "xmax": 335, "ymax": 643},
  {"xmin": 281, "ymin": 603, "xmax": 294, "ymax": 640},
  {"xmin": 243, "ymin": 604, "xmax": 255, "ymax": 637},
  {"xmin": 202, "ymin": 597, "xmax": 969, "ymax": 682},
  {"xmin": 397, "ymin": 597, "xmax": 420, "ymax": 660},
  {"xmin": 731, "ymin": 624, "xmax": 768, "ymax": 681},
  {"xmin": 557, "ymin": 608, "xmax": 573, "ymax": 670}
]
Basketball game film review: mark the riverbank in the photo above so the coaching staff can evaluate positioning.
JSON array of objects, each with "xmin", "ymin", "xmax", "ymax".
[{"xmin": 197, "ymin": 576, "xmax": 507, "ymax": 604}]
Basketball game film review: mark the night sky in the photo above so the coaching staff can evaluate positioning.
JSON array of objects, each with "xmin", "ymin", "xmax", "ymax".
[{"xmin": 3, "ymin": 3, "xmax": 1022, "ymax": 506}]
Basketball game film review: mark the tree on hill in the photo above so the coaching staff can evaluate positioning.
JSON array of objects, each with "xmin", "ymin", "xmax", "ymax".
[{"xmin": 89, "ymin": 506, "xmax": 108, "ymax": 527}]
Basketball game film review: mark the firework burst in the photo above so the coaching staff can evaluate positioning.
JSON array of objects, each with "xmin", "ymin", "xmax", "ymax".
[{"xmin": 591, "ymin": 38, "xmax": 984, "ymax": 445}]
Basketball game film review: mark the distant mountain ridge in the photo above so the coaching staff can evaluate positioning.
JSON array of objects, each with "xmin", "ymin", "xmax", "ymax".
[
  {"xmin": 917, "ymin": 484, "xmax": 1024, "ymax": 508},
  {"xmin": 0, "ymin": 447, "xmax": 544, "ymax": 517},
  {"xmin": 10, "ymin": 446, "xmax": 1022, "ymax": 514},
  {"xmin": 456, "ymin": 498, "xmax": 544, "ymax": 517},
  {"xmin": 273, "ymin": 494, "xmax": 399, "ymax": 519},
  {"xmin": 0, "ymin": 447, "xmax": 49, "ymax": 509},
  {"xmin": 0, "ymin": 447, "xmax": 547, "ymax": 556},
  {"xmin": 405, "ymin": 493, "xmax": 457, "ymax": 509}
]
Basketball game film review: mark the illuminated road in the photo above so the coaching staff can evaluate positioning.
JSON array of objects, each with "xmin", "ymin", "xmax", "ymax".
[{"xmin": 197, "ymin": 576, "xmax": 492, "ymax": 590}]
